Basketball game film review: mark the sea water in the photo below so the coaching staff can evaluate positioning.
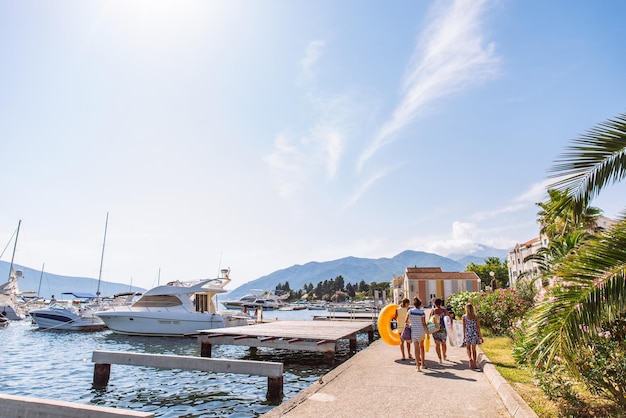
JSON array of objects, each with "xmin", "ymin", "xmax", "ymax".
[{"xmin": 1, "ymin": 309, "xmax": 371, "ymax": 417}]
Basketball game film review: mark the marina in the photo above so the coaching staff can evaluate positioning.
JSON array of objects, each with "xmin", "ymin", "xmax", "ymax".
[{"xmin": 0, "ymin": 308, "xmax": 375, "ymax": 417}]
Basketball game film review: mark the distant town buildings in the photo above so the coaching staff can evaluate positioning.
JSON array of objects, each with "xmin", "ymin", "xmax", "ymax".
[
  {"xmin": 392, "ymin": 266, "xmax": 480, "ymax": 305},
  {"xmin": 507, "ymin": 215, "xmax": 617, "ymax": 287}
]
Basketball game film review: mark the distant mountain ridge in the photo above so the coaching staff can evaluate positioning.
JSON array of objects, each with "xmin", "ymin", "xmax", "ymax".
[
  {"xmin": 221, "ymin": 247, "xmax": 508, "ymax": 300},
  {"xmin": 2, "ymin": 246, "xmax": 508, "ymax": 301},
  {"xmin": 0, "ymin": 261, "xmax": 145, "ymax": 299}
]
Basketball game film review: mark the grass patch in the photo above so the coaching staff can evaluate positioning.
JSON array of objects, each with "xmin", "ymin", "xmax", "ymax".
[
  {"xmin": 480, "ymin": 335, "xmax": 625, "ymax": 418},
  {"xmin": 480, "ymin": 336, "xmax": 560, "ymax": 417}
]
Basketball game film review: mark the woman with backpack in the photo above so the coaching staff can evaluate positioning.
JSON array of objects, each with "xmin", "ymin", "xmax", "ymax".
[{"xmin": 430, "ymin": 298, "xmax": 451, "ymax": 365}]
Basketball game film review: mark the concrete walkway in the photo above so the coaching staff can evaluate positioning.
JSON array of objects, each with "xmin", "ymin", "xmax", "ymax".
[{"xmin": 263, "ymin": 338, "xmax": 537, "ymax": 418}]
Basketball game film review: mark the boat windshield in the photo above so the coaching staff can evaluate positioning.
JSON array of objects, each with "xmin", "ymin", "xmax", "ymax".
[{"xmin": 133, "ymin": 295, "xmax": 183, "ymax": 308}]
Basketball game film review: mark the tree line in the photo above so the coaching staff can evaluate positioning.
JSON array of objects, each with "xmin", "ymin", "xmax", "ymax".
[{"xmin": 275, "ymin": 275, "xmax": 390, "ymax": 302}]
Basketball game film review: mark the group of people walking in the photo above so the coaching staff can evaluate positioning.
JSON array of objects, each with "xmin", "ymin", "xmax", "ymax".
[{"xmin": 395, "ymin": 296, "xmax": 483, "ymax": 371}]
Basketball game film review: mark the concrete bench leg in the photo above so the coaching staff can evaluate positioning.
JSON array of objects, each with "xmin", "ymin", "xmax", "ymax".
[
  {"xmin": 267, "ymin": 376, "xmax": 283, "ymax": 404},
  {"xmin": 200, "ymin": 341, "xmax": 212, "ymax": 357}
]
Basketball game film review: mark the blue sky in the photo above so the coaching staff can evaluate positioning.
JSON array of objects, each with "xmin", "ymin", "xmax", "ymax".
[{"xmin": 2, "ymin": 0, "xmax": 625, "ymax": 292}]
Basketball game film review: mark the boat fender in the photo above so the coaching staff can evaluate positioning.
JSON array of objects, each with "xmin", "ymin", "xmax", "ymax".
[{"xmin": 377, "ymin": 304, "xmax": 401, "ymax": 346}]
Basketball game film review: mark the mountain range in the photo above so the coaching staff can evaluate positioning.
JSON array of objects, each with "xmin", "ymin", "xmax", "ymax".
[
  {"xmin": 219, "ymin": 247, "xmax": 508, "ymax": 301},
  {"xmin": 1, "ymin": 246, "xmax": 508, "ymax": 301}
]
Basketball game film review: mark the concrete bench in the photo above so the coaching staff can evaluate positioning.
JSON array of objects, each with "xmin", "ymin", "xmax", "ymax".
[
  {"xmin": 0, "ymin": 393, "xmax": 154, "ymax": 418},
  {"xmin": 92, "ymin": 350, "xmax": 284, "ymax": 403}
]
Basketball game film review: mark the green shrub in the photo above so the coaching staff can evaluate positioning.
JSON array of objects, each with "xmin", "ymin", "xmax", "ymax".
[
  {"xmin": 513, "ymin": 293, "xmax": 626, "ymax": 409},
  {"xmin": 446, "ymin": 291, "xmax": 478, "ymax": 319}
]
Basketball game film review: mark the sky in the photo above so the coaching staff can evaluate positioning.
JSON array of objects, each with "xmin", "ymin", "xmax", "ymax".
[{"xmin": 2, "ymin": 0, "xmax": 625, "ymax": 292}]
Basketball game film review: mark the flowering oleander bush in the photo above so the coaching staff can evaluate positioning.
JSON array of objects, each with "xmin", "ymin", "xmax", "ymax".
[
  {"xmin": 573, "ymin": 316, "xmax": 626, "ymax": 408},
  {"xmin": 474, "ymin": 289, "xmax": 532, "ymax": 336},
  {"xmin": 514, "ymin": 291, "xmax": 626, "ymax": 408}
]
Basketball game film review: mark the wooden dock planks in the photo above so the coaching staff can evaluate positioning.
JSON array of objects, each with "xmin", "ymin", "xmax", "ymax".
[{"xmin": 196, "ymin": 320, "xmax": 374, "ymax": 359}]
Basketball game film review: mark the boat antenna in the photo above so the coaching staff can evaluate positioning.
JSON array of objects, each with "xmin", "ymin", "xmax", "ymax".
[
  {"xmin": 7, "ymin": 220, "xmax": 21, "ymax": 282},
  {"xmin": 216, "ymin": 251, "xmax": 223, "ymax": 277},
  {"xmin": 96, "ymin": 212, "xmax": 108, "ymax": 298}
]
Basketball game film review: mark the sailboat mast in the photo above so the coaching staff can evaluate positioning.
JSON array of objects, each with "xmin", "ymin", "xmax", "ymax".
[
  {"xmin": 96, "ymin": 213, "xmax": 108, "ymax": 298},
  {"xmin": 37, "ymin": 262, "xmax": 45, "ymax": 297},
  {"xmin": 7, "ymin": 220, "xmax": 21, "ymax": 282}
]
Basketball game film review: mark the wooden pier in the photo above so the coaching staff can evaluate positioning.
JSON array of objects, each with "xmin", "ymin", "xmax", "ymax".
[
  {"xmin": 312, "ymin": 312, "xmax": 379, "ymax": 321},
  {"xmin": 0, "ymin": 393, "xmax": 154, "ymax": 418},
  {"xmin": 92, "ymin": 350, "xmax": 284, "ymax": 403},
  {"xmin": 195, "ymin": 320, "xmax": 374, "ymax": 361}
]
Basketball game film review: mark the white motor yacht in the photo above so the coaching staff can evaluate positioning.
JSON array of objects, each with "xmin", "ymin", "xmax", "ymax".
[
  {"xmin": 29, "ymin": 292, "xmax": 108, "ymax": 331},
  {"xmin": 95, "ymin": 269, "xmax": 249, "ymax": 336}
]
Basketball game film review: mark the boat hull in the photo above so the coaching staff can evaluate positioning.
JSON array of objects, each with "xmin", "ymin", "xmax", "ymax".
[
  {"xmin": 29, "ymin": 308, "xmax": 107, "ymax": 331},
  {"xmin": 96, "ymin": 311, "xmax": 227, "ymax": 336}
]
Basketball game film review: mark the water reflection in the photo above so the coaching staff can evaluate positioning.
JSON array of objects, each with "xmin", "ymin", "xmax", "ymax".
[{"xmin": 2, "ymin": 315, "xmax": 374, "ymax": 417}]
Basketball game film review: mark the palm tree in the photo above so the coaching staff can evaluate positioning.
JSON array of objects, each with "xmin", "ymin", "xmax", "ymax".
[
  {"xmin": 526, "ymin": 112, "xmax": 626, "ymax": 372},
  {"xmin": 536, "ymin": 189, "xmax": 602, "ymax": 239},
  {"xmin": 548, "ymin": 113, "xmax": 626, "ymax": 205},
  {"xmin": 521, "ymin": 230, "xmax": 592, "ymax": 286}
]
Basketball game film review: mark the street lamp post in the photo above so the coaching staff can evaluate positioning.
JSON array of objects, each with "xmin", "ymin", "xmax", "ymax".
[{"xmin": 489, "ymin": 271, "xmax": 496, "ymax": 291}]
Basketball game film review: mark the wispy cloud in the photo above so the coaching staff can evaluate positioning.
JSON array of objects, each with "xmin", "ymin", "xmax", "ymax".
[
  {"xmin": 313, "ymin": 125, "xmax": 344, "ymax": 179},
  {"xmin": 357, "ymin": 0, "xmax": 498, "ymax": 172},
  {"xmin": 265, "ymin": 40, "xmax": 360, "ymax": 198},
  {"xmin": 341, "ymin": 168, "xmax": 390, "ymax": 212},
  {"xmin": 263, "ymin": 134, "xmax": 306, "ymax": 198},
  {"xmin": 411, "ymin": 180, "xmax": 551, "ymax": 255},
  {"xmin": 471, "ymin": 179, "xmax": 551, "ymax": 221},
  {"xmin": 299, "ymin": 40, "xmax": 325, "ymax": 82}
]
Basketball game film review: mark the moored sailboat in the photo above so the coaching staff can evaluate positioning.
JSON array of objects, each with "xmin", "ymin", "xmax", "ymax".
[
  {"xmin": 0, "ymin": 220, "xmax": 28, "ymax": 321},
  {"xmin": 29, "ymin": 213, "xmax": 110, "ymax": 331}
]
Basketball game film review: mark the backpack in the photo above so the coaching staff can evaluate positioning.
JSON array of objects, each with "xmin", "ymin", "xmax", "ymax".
[{"xmin": 428, "ymin": 312, "xmax": 441, "ymax": 332}]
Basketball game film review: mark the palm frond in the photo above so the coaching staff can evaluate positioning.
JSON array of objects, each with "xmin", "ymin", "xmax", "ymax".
[
  {"xmin": 527, "ymin": 219, "xmax": 626, "ymax": 373},
  {"xmin": 548, "ymin": 113, "xmax": 626, "ymax": 204}
]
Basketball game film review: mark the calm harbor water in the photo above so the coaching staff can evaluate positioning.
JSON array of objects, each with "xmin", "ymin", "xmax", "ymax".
[{"xmin": 1, "ymin": 309, "xmax": 373, "ymax": 417}]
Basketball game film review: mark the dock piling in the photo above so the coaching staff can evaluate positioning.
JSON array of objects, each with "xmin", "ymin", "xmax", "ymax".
[{"xmin": 93, "ymin": 363, "xmax": 111, "ymax": 389}]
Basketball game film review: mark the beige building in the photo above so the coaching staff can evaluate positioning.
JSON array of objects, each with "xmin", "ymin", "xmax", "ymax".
[
  {"xmin": 507, "ymin": 215, "xmax": 617, "ymax": 287},
  {"xmin": 392, "ymin": 267, "xmax": 480, "ymax": 306},
  {"xmin": 507, "ymin": 236, "xmax": 548, "ymax": 287}
]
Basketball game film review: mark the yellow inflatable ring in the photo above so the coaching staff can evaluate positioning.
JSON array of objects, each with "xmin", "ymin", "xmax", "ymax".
[{"xmin": 377, "ymin": 303, "xmax": 401, "ymax": 346}]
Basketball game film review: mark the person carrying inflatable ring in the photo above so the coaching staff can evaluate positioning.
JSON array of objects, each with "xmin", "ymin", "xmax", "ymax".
[{"xmin": 393, "ymin": 298, "xmax": 412, "ymax": 360}]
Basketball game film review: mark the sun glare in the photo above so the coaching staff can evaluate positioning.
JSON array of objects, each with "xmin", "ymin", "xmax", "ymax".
[{"xmin": 101, "ymin": 0, "xmax": 223, "ymax": 47}]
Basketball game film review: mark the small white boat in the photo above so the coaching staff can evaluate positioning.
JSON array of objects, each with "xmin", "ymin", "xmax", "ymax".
[
  {"xmin": 29, "ymin": 214, "xmax": 112, "ymax": 332},
  {"xmin": 95, "ymin": 269, "xmax": 249, "ymax": 336},
  {"xmin": 221, "ymin": 291, "xmax": 263, "ymax": 310},
  {"xmin": 222, "ymin": 290, "xmax": 290, "ymax": 311},
  {"xmin": 29, "ymin": 292, "xmax": 108, "ymax": 331}
]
